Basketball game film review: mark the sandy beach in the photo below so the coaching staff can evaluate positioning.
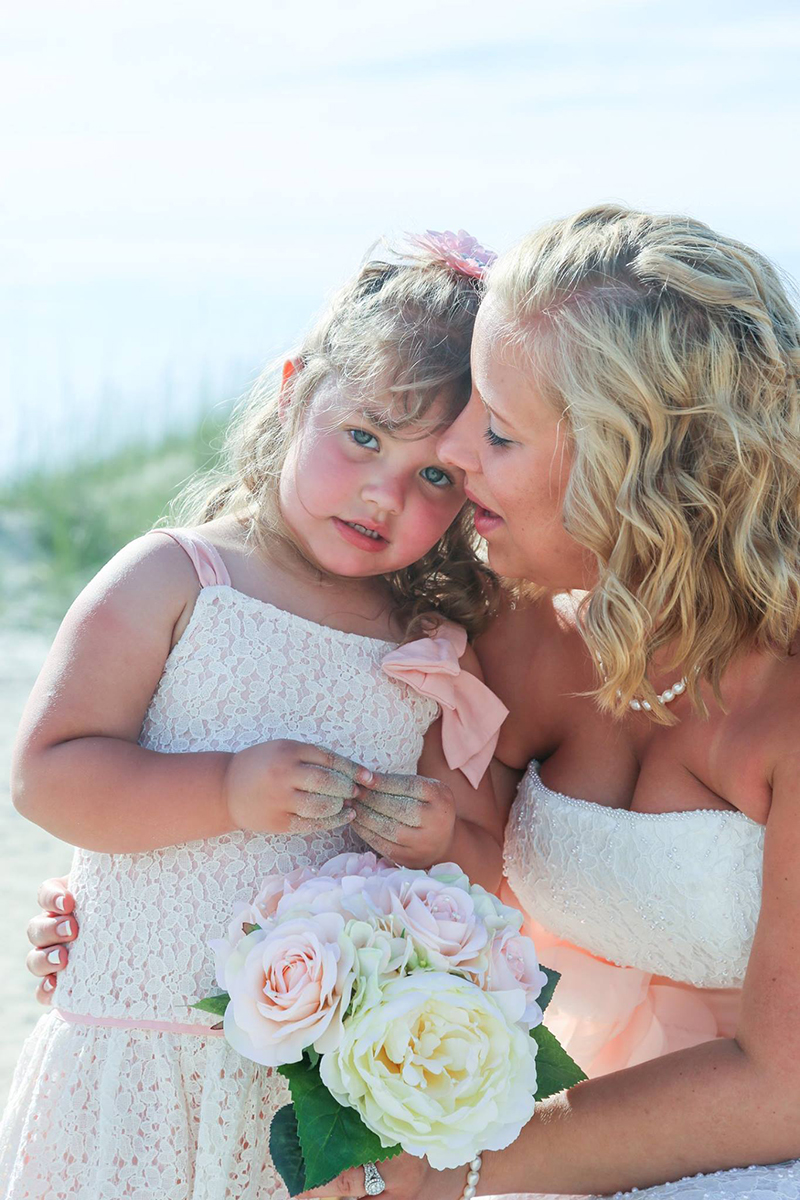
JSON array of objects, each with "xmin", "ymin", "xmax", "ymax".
[{"xmin": 0, "ymin": 628, "xmax": 73, "ymax": 1110}]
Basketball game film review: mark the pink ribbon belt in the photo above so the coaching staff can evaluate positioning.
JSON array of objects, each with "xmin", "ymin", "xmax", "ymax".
[{"xmin": 54, "ymin": 1008, "xmax": 225, "ymax": 1037}]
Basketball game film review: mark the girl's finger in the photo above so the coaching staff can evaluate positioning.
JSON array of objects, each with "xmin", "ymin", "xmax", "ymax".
[
  {"xmin": 36, "ymin": 876, "xmax": 73, "ymax": 915},
  {"xmin": 292, "ymin": 790, "xmax": 349, "ymax": 820},
  {"xmin": 26, "ymin": 914, "xmax": 79, "ymax": 948},
  {"xmin": 35, "ymin": 976, "xmax": 58, "ymax": 1006},
  {"xmin": 356, "ymin": 770, "xmax": 439, "ymax": 803},
  {"xmin": 299, "ymin": 765, "xmax": 360, "ymax": 801},
  {"xmin": 350, "ymin": 803, "xmax": 412, "ymax": 845},
  {"xmin": 288, "ymin": 809, "xmax": 357, "ymax": 835},
  {"xmin": 26, "ymin": 944, "xmax": 69, "ymax": 978},
  {"xmin": 351, "ymin": 822, "xmax": 404, "ymax": 862},
  {"xmin": 302, "ymin": 746, "xmax": 363, "ymax": 781},
  {"xmin": 354, "ymin": 788, "xmax": 423, "ymax": 827}
]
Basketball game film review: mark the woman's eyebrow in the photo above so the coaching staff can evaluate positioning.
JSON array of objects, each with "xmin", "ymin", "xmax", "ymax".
[{"xmin": 477, "ymin": 391, "xmax": 520, "ymax": 434}]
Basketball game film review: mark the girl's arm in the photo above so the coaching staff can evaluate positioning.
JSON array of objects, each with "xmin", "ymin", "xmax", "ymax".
[
  {"xmin": 352, "ymin": 644, "xmax": 507, "ymax": 892},
  {"xmin": 12, "ymin": 535, "xmax": 359, "ymax": 853}
]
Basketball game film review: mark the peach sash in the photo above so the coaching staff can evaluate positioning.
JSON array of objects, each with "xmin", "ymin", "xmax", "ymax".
[
  {"xmin": 500, "ymin": 882, "xmax": 740, "ymax": 1077},
  {"xmin": 54, "ymin": 1009, "xmax": 225, "ymax": 1037},
  {"xmin": 382, "ymin": 623, "xmax": 509, "ymax": 788}
]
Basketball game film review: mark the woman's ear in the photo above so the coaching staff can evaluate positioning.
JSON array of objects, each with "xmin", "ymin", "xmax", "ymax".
[{"xmin": 278, "ymin": 356, "xmax": 303, "ymax": 423}]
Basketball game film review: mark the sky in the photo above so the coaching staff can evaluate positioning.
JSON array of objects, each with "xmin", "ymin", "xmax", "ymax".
[{"xmin": 2, "ymin": 0, "xmax": 799, "ymax": 475}]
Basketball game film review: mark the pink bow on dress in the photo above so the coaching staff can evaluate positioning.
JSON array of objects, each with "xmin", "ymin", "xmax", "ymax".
[{"xmin": 381, "ymin": 623, "xmax": 509, "ymax": 787}]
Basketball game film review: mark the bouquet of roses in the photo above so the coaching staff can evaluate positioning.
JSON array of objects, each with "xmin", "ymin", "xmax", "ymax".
[{"xmin": 193, "ymin": 852, "xmax": 585, "ymax": 1196}]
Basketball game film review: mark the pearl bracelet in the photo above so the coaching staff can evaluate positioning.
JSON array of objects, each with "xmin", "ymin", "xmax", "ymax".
[{"xmin": 459, "ymin": 1154, "xmax": 482, "ymax": 1199}]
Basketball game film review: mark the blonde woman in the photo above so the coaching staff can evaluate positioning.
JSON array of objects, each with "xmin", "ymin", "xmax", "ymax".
[{"xmin": 26, "ymin": 207, "xmax": 800, "ymax": 1197}]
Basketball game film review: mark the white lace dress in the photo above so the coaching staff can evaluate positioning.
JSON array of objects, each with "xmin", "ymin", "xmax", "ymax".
[
  {"xmin": 500, "ymin": 761, "xmax": 800, "ymax": 1199},
  {"xmin": 0, "ymin": 578, "xmax": 439, "ymax": 1199}
]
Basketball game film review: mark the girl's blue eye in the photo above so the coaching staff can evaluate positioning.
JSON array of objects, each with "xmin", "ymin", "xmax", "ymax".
[
  {"xmin": 349, "ymin": 428, "xmax": 379, "ymax": 450},
  {"xmin": 420, "ymin": 465, "xmax": 453, "ymax": 488},
  {"xmin": 484, "ymin": 426, "xmax": 512, "ymax": 449}
]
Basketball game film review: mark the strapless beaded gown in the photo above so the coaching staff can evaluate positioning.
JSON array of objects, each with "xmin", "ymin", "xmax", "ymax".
[
  {"xmin": 500, "ymin": 762, "xmax": 800, "ymax": 1199},
  {"xmin": 0, "ymin": 536, "xmax": 441, "ymax": 1199}
]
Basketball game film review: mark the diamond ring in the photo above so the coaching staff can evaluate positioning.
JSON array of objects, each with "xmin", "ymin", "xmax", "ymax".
[{"xmin": 363, "ymin": 1161, "xmax": 387, "ymax": 1195}]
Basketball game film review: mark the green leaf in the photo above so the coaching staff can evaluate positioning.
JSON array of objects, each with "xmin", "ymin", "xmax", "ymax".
[
  {"xmin": 190, "ymin": 992, "xmax": 230, "ymax": 1017},
  {"xmin": 242, "ymin": 922, "xmax": 261, "ymax": 936},
  {"xmin": 305, "ymin": 1047, "xmax": 320, "ymax": 1069},
  {"xmin": 538, "ymin": 965, "xmax": 561, "ymax": 1014},
  {"xmin": 279, "ymin": 1058, "xmax": 401, "ymax": 1191},
  {"xmin": 531, "ymin": 1023, "xmax": 587, "ymax": 1101},
  {"xmin": 269, "ymin": 1105, "xmax": 307, "ymax": 1197}
]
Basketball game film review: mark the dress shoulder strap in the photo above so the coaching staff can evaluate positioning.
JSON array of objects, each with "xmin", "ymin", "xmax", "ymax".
[{"xmin": 153, "ymin": 528, "xmax": 232, "ymax": 588}]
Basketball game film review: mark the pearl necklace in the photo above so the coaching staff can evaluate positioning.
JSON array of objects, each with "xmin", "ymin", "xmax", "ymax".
[
  {"xmin": 628, "ymin": 676, "xmax": 686, "ymax": 712},
  {"xmin": 595, "ymin": 654, "xmax": 687, "ymax": 712}
]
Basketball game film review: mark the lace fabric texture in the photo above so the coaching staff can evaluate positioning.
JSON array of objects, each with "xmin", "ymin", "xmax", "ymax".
[
  {"xmin": 498, "ymin": 762, "xmax": 800, "ymax": 1200},
  {"xmin": 504, "ymin": 763, "xmax": 764, "ymax": 990},
  {"xmin": 0, "ymin": 588, "xmax": 438, "ymax": 1199}
]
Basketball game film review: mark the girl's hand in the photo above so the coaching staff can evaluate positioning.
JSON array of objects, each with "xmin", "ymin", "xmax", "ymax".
[
  {"xmin": 223, "ymin": 740, "xmax": 361, "ymax": 836},
  {"xmin": 351, "ymin": 769, "xmax": 456, "ymax": 867},
  {"xmin": 297, "ymin": 1153, "xmax": 463, "ymax": 1199},
  {"xmin": 26, "ymin": 876, "xmax": 77, "ymax": 1005}
]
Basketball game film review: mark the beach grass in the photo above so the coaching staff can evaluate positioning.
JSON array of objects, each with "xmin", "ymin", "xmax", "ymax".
[{"xmin": 0, "ymin": 408, "xmax": 230, "ymax": 626}]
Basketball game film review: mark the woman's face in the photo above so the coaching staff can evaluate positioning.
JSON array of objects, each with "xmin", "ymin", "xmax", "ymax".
[{"xmin": 438, "ymin": 298, "xmax": 594, "ymax": 590}]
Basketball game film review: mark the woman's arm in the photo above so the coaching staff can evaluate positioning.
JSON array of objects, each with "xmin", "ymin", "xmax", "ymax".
[
  {"xmin": 309, "ymin": 743, "xmax": 800, "ymax": 1198},
  {"xmin": 12, "ymin": 535, "xmax": 358, "ymax": 853}
]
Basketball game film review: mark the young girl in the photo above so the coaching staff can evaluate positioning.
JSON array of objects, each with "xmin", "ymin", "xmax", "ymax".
[{"xmin": 0, "ymin": 235, "xmax": 508, "ymax": 1199}]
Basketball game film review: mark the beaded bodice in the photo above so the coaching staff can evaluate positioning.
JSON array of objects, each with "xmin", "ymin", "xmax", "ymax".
[
  {"xmin": 58, "ymin": 587, "xmax": 439, "ymax": 1024},
  {"xmin": 504, "ymin": 762, "xmax": 765, "ymax": 988}
]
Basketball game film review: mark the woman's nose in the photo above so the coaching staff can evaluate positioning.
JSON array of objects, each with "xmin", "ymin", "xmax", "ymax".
[{"xmin": 437, "ymin": 394, "xmax": 482, "ymax": 474}]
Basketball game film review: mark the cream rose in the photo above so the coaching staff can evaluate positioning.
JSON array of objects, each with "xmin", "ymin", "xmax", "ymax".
[
  {"xmin": 319, "ymin": 973, "xmax": 538, "ymax": 1170},
  {"xmin": 221, "ymin": 913, "xmax": 355, "ymax": 1067}
]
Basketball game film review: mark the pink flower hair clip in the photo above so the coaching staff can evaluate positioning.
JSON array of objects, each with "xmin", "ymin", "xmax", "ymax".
[{"xmin": 407, "ymin": 229, "xmax": 497, "ymax": 280}]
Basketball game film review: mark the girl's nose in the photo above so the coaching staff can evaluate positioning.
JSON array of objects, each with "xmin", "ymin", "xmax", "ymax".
[
  {"xmin": 361, "ymin": 474, "xmax": 404, "ymax": 516},
  {"xmin": 437, "ymin": 393, "xmax": 482, "ymax": 474}
]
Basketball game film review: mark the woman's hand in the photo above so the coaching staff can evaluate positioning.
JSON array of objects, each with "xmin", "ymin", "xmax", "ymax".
[
  {"xmin": 297, "ymin": 1152, "xmax": 464, "ymax": 1199},
  {"xmin": 223, "ymin": 740, "xmax": 362, "ymax": 836},
  {"xmin": 26, "ymin": 876, "xmax": 77, "ymax": 1004},
  {"xmin": 351, "ymin": 769, "xmax": 456, "ymax": 867}
]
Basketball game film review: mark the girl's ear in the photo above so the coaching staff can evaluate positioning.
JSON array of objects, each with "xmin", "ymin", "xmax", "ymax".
[{"xmin": 278, "ymin": 356, "xmax": 303, "ymax": 423}]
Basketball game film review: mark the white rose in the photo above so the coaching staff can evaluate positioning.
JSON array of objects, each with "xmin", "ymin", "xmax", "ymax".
[{"xmin": 319, "ymin": 973, "xmax": 537, "ymax": 1170}]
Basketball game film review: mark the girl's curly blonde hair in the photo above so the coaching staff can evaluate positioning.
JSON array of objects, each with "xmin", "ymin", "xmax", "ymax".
[
  {"xmin": 177, "ymin": 243, "xmax": 499, "ymax": 640},
  {"xmin": 488, "ymin": 204, "xmax": 800, "ymax": 720}
]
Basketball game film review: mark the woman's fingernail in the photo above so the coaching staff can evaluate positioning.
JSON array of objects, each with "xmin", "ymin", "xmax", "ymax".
[
  {"xmin": 54, "ymin": 896, "xmax": 66, "ymax": 912},
  {"xmin": 43, "ymin": 977, "xmax": 54, "ymax": 991},
  {"xmin": 47, "ymin": 949, "xmax": 62, "ymax": 965},
  {"xmin": 56, "ymin": 921, "xmax": 73, "ymax": 938}
]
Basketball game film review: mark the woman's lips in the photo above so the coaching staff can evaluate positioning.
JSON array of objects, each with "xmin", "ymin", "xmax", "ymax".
[
  {"xmin": 464, "ymin": 488, "xmax": 504, "ymax": 535},
  {"xmin": 332, "ymin": 517, "xmax": 388, "ymax": 553}
]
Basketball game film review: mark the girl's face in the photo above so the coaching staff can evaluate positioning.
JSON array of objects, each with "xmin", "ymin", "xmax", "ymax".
[
  {"xmin": 438, "ymin": 299, "xmax": 593, "ymax": 590},
  {"xmin": 279, "ymin": 381, "xmax": 466, "ymax": 578}
]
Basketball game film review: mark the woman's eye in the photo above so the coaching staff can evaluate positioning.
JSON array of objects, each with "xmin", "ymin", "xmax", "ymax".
[
  {"xmin": 483, "ymin": 425, "xmax": 513, "ymax": 449},
  {"xmin": 349, "ymin": 428, "xmax": 379, "ymax": 450},
  {"xmin": 420, "ymin": 465, "xmax": 453, "ymax": 488}
]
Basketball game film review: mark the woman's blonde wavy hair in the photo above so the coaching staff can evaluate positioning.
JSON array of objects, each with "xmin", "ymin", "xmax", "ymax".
[
  {"xmin": 175, "ymin": 243, "xmax": 499, "ymax": 640},
  {"xmin": 488, "ymin": 204, "xmax": 800, "ymax": 720}
]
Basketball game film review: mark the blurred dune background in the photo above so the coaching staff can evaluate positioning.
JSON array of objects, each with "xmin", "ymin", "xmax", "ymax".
[{"xmin": 2, "ymin": 0, "xmax": 799, "ymax": 1106}]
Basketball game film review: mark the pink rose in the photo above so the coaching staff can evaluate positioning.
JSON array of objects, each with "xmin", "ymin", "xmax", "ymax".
[
  {"xmin": 254, "ymin": 864, "xmax": 318, "ymax": 920},
  {"xmin": 380, "ymin": 871, "xmax": 489, "ymax": 970},
  {"xmin": 210, "ymin": 900, "xmax": 272, "ymax": 988},
  {"xmin": 221, "ymin": 913, "xmax": 356, "ymax": 1067},
  {"xmin": 319, "ymin": 851, "xmax": 395, "ymax": 879},
  {"xmin": 485, "ymin": 928, "xmax": 549, "ymax": 1028}
]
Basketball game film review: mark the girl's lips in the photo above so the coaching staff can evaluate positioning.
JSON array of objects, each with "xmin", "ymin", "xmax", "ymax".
[{"xmin": 332, "ymin": 517, "xmax": 388, "ymax": 553}]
